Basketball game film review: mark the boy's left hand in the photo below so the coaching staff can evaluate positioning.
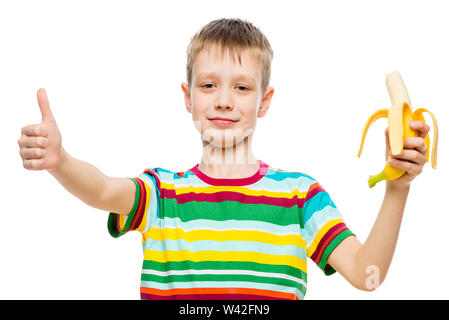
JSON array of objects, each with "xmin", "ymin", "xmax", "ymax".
[{"xmin": 385, "ymin": 121, "xmax": 430, "ymax": 190}]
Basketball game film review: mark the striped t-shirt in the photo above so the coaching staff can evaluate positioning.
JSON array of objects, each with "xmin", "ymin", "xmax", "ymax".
[{"xmin": 108, "ymin": 160, "xmax": 355, "ymax": 300}]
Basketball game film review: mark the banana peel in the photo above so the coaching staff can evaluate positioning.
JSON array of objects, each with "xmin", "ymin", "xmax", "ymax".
[{"xmin": 357, "ymin": 71, "xmax": 438, "ymax": 188}]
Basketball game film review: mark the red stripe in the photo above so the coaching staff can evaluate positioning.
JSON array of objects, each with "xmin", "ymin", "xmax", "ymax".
[
  {"xmin": 190, "ymin": 160, "xmax": 269, "ymax": 186},
  {"xmin": 144, "ymin": 168, "xmax": 162, "ymax": 191},
  {"xmin": 177, "ymin": 171, "xmax": 185, "ymax": 178},
  {"xmin": 130, "ymin": 178, "xmax": 146, "ymax": 230},
  {"xmin": 128, "ymin": 178, "xmax": 142, "ymax": 230},
  {"xmin": 140, "ymin": 286, "xmax": 296, "ymax": 299},
  {"xmin": 141, "ymin": 293, "xmax": 290, "ymax": 300},
  {"xmin": 311, "ymin": 223, "xmax": 347, "ymax": 263},
  {"xmin": 112, "ymin": 177, "xmax": 144, "ymax": 234},
  {"xmin": 168, "ymin": 190, "xmax": 298, "ymax": 208},
  {"xmin": 297, "ymin": 183, "xmax": 325, "ymax": 208},
  {"xmin": 113, "ymin": 213, "xmax": 120, "ymax": 234}
]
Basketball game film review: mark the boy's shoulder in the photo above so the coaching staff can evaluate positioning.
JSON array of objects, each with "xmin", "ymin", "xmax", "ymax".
[
  {"xmin": 265, "ymin": 164, "xmax": 315, "ymax": 179},
  {"xmin": 264, "ymin": 164, "xmax": 319, "ymax": 191}
]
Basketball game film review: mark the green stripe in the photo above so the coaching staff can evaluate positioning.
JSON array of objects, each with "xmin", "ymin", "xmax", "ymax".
[
  {"xmin": 318, "ymin": 230, "xmax": 355, "ymax": 275},
  {"xmin": 140, "ymin": 273, "xmax": 307, "ymax": 296},
  {"xmin": 142, "ymin": 260, "xmax": 307, "ymax": 281},
  {"xmin": 163, "ymin": 199, "xmax": 299, "ymax": 226},
  {"xmin": 107, "ymin": 178, "xmax": 139, "ymax": 238}
]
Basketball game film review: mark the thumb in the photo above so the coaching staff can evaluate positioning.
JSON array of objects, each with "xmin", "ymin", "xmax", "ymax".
[{"xmin": 37, "ymin": 88, "xmax": 55, "ymax": 122}]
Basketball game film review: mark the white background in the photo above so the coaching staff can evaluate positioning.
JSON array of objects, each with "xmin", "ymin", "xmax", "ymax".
[{"xmin": 1, "ymin": 0, "xmax": 447, "ymax": 299}]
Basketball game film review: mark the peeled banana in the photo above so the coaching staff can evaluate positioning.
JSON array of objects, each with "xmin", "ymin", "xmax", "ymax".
[{"xmin": 357, "ymin": 71, "xmax": 438, "ymax": 188}]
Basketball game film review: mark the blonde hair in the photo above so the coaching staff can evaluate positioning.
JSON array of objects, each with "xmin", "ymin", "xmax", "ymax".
[{"xmin": 186, "ymin": 18, "xmax": 273, "ymax": 92}]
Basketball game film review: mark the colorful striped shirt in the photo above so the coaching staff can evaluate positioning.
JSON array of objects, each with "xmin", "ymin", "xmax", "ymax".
[{"xmin": 107, "ymin": 160, "xmax": 355, "ymax": 300}]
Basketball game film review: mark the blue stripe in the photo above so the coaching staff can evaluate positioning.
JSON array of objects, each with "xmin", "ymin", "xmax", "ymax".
[
  {"xmin": 303, "ymin": 205, "xmax": 343, "ymax": 244},
  {"xmin": 303, "ymin": 191, "xmax": 337, "ymax": 225},
  {"xmin": 154, "ymin": 217, "xmax": 302, "ymax": 234},
  {"xmin": 144, "ymin": 238, "xmax": 307, "ymax": 260}
]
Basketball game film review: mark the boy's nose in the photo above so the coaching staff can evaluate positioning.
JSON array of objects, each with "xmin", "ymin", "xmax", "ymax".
[
  {"xmin": 215, "ymin": 99, "xmax": 234, "ymax": 111},
  {"xmin": 215, "ymin": 88, "xmax": 234, "ymax": 110},
  {"xmin": 215, "ymin": 103, "xmax": 234, "ymax": 110}
]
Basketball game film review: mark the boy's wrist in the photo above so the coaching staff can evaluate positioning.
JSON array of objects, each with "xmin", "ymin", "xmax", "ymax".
[
  {"xmin": 385, "ymin": 182, "xmax": 410, "ymax": 195},
  {"xmin": 48, "ymin": 146, "xmax": 68, "ymax": 174}
]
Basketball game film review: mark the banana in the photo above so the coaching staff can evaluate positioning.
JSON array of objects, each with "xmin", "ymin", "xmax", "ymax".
[{"xmin": 357, "ymin": 71, "xmax": 439, "ymax": 188}]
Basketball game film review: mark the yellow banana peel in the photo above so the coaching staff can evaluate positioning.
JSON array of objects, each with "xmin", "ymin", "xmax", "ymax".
[{"xmin": 357, "ymin": 71, "xmax": 439, "ymax": 188}]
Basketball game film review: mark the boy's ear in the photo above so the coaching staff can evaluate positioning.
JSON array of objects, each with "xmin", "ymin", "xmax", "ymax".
[
  {"xmin": 181, "ymin": 82, "xmax": 192, "ymax": 113},
  {"xmin": 257, "ymin": 87, "xmax": 275, "ymax": 118}
]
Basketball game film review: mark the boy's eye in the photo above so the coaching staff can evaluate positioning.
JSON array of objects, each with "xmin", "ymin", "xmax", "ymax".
[{"xmin": 200, "ymin": 84, "xmax": 248, "ymax": 91}]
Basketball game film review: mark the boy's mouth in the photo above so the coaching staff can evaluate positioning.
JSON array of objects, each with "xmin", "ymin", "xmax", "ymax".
[{"xmin": 208, "ymin": 117, "xmax": 238, "ymax": 126}]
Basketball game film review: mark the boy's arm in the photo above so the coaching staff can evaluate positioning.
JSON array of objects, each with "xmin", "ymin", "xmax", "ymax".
[
  {"xmin": 327, "ymin": 185, "xmax": 409, "ymax": 291},
  {"xmin": 48, "ymin": 148, "xmax": 136, "ymax": 215},
  {"xmin": 18, "ymin": 88, "xmax": 135, "ymax": 216},
  {"xmin": 327, "ymin": 122, "xmax": 429, "ymax": 291}
]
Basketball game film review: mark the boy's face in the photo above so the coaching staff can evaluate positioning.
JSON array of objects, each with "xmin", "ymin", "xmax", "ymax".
[{"xmin": 181, "ymin": 45, "xmax": 274, "ymax": 149}]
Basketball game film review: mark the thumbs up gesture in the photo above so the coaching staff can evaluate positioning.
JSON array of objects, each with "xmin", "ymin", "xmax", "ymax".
[{"xmin": 18, "ymin": 88, "xmax": 63, "ymax": 170}]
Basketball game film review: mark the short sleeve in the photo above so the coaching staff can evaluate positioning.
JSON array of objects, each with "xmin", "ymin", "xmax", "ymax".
[
  {"xmin": 302, "ymin": 178, "xmax": 355, "ymax": 276},
  {"xmin": 107, "ymin": 169, "xmax": 160, "ymax": 238}
]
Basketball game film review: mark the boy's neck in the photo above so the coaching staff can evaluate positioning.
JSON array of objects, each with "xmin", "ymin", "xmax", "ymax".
[{"xmin": 198, "ymin": 134, "xmax": 259, "ymax": 179}]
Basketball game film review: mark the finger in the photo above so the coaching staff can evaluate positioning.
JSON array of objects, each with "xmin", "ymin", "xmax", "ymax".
[
  {"xmin": 18, "ymin": 136, "xmax": 48, "ymax": 148},
  {"xmin": 410, "ymin": 121, "xmax": 430, "ymax": 139},
  {"xmin": 388, "ymin": 158, "xmax": 422, "ymax": 176},
  {"xmin": 37, "ymin": 88, "xmax": 55, "ymax": 122},
  {"xmin": 23, "ymin": 158, "xmax": 46, "ymax": 170},
  {"xmin": 391, "ymin": 149, "xmax": 427, "ymax": 165},
  {"xmin": 21, "ymin": 124, "xmax": 48, "ymax": 137},
  {"xmin": 385, "ymin": 127, "xmax": 391, "ymax": 159},
  {"xmin": 404, "ymin": 137, "xmax": 427, "ymax": 154},
  {"xmin": 20, "ymin": 147, "xmax": 46, "ymax": 160}
]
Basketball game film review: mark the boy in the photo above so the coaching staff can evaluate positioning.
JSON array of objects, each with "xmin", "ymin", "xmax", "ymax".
[{"xmin": 18, "ymin": 18, "xmax": 430, "ymax": 300}]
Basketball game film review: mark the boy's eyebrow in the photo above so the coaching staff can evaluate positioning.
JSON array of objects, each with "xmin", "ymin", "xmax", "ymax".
[{"xmin": 197, "ymin": 72, "xmax": 256, "ymax": 84}]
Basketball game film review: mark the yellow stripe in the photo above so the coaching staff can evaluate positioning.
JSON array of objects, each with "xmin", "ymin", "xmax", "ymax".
[
  {"xmin": 144, "ymin": 249, "xmax": 307, "ymax": 273},
  {"xmin": 146, "ymin": 228, "xmax": 306, "ymax": 247},
  {"xmin": 306, "ymin": 219, "xmax": 343, "ymax": 257},
  {"xmin": 118, "ymin": 214, "xmax": 126, "ymax": 231},
  {"xmin": 160, "ymin": 182, "xmax": 307, "ymax": 199}
]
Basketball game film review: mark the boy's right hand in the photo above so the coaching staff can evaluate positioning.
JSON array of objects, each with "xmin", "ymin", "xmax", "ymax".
[{"xmin": 18, "ymin": 88, "xmax": 64, "ymax": 171}]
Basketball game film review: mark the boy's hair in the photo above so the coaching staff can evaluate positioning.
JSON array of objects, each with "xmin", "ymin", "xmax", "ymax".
[{"xmin": 186, "ymin": 18, "xmax": 273, "ymax": 93}]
